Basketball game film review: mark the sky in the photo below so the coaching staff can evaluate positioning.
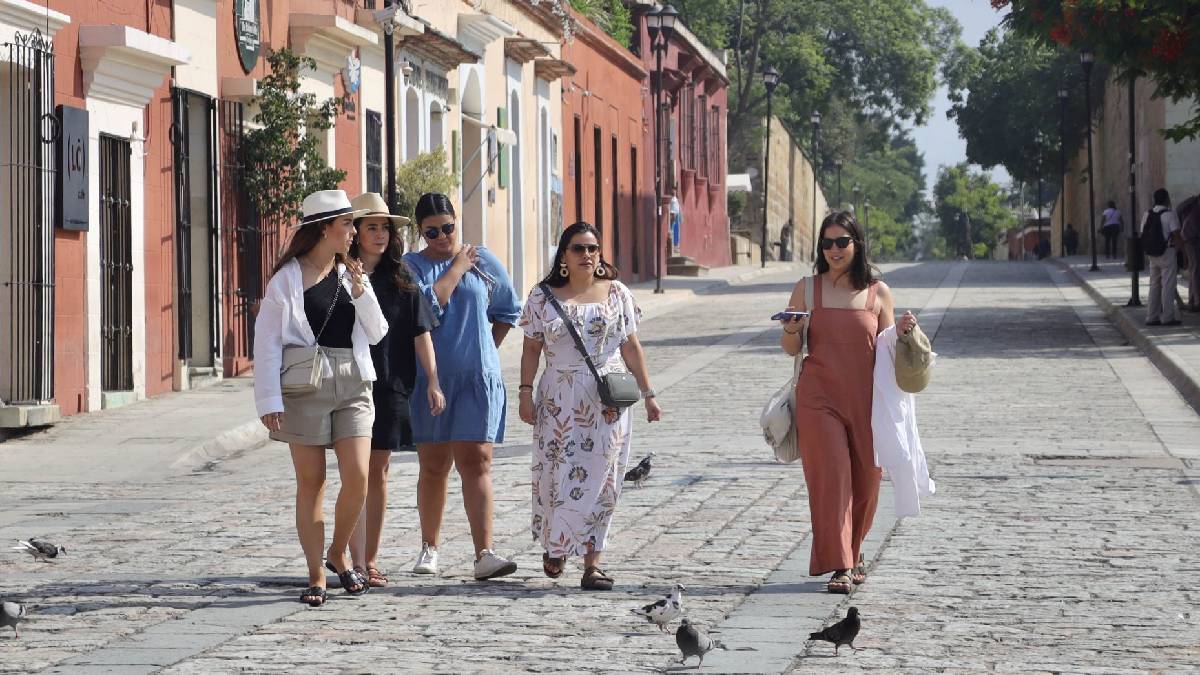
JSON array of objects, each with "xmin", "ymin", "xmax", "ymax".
[{"xmin": 910, "ymin": 0, "xmax": 1009, "ymax": 195}]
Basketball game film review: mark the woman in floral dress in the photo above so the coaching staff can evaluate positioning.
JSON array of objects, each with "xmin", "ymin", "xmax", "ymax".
[{"xmin": 518, "ymin": 222, "xmax": 662, "ymax": 590}]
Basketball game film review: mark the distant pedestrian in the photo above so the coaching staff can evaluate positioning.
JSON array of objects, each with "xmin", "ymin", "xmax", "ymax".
[
  {"xmin": 1140, "ymin": 188, "xmax": 1183, "ymax": 326},
  {"xmin": 253, "ymin": 190, "xmax": 389, "ymax": 607},
  {"xmin": 402, "ymin": 193, "xmax": 522, "ymax": 580},
  {"xmin": 1178, "ymin": 194, "xmax": 1200, "ymax": 311},
  {"xmin": 669, "ymin": 194, "xmax": 682, "ymax": 251},
  {"xmin": 779, "ymin": 211, "xmax": 917, "ymax": 594},
  {"xmin": 517, "ymin": 222, "xmax": 661, "ymax": 590},
  {"xmin": 1064, "ymin": 223, "xmax": 1079, "ymax": 256},
  {"xmin": 338, "ymin": 192, "xmax": 445, "ymax": 589},
  {"xmin": 1102, "ymin": 200, "xmax": 1122, "ymax": 259}
]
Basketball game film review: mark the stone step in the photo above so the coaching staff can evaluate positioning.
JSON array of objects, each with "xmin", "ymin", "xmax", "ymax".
[{"xmin": 667, "ymin": 255, "xmax": 709, "ymax": 277}]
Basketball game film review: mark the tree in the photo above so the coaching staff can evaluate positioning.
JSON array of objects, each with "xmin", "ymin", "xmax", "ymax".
[
  {"xmin": 995, "ymin": 0, "xmax": 1200, "ymax": 140},
  {"xmin": 945, "ymin": 27, "xmax": 1098, "ymax": 190},
  {"xmin": 393, "ymin": 147, "xmax": 459, "ymax": 247},
  {"xmin": 241, "ymin": 49, "xmax": 345, "ymax": 225},
  {"xmin": 933, "ymin": 163, "xmax": 1016, "ymax": 259},
  {"xmin": 568, "ymin": 0, "xmax": 634, "ymax": 44}
]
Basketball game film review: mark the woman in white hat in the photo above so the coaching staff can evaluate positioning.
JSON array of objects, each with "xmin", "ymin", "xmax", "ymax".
[
  {"xmin": 343, "ymin": 192, "xmax": 446, "ymax": 588},
  {"xmin": 253, "ymin": 189, "xmax": 388, "ymax": 607}
]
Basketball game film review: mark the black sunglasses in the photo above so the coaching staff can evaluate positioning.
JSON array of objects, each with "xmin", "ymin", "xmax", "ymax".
[
  {"xmin": 568, "ymin": 244, "xmax": 600, "ymax": 255},
  {"xmin": 423, "ymin": 222, "xmax": 456, "ymax": 239},
  {"xmin": 819, "ymin": 236, "xmax": 855, "ymax": 250}
]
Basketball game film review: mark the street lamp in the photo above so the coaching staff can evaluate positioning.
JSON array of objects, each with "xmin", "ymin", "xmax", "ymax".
[
  {"xmin": 1081, "ymin": 48, "xmax": 1099, "ymax": 271},
  {"xmin": 834, "ymin": 159, "xmax": 843, "ymax": 209},
  {"xmin": 852, "ymin": 183, "xmax": 862, "ymax": 217},
  {"xmin": 1126, "ymin": 74, "xmax": 1142, "ymax": 306},
  {"xmin": 648, "ymin": 4, "xmax": 678, "ymax": 293},
  {"xmin": 810, "ymin": 111, "xmax": 820, "ymax": 261},
  {"xmin": 1036, "ymin": 132, "xmax": 1044, "ymax": 255},
  {"xmin": 1058, "ymin": 86, "xmax": 1069, "ymax": 257},
  {"xmin": 378, "ymin": 1, "xmax": 400, "ymax": 214},
  {"xmin": 760, "ymin": 64, "xmax": 781, "ymax": 269},
  {"xmin": 863, "ymin": 197, "xmax": 871, "ymax": 243}
]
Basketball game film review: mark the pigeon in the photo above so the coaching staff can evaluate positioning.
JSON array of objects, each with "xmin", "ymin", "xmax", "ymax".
[
  {"xmin": 808, "ymin": 606, "xmax": 861, "ymax": 655},
  {"xmin": 676, "ymin": 618, "xmax": 719, "ymax": 667},
  {"xmin": 623, "ymin": 452, "xmax": 655, "ymax": 487},
  {"xmin": 12, "ymin": 539, "xmax": 66, "ymax": 563},
  {"xmin": 631, "ymin": 583, "xmax": 684, "ymax": 632},
  {"xmin": 1, "ymin": 601, "xmax": 25, "ymax": 638}
]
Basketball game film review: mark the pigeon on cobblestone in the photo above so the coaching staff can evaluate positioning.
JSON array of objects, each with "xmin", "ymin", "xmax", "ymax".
[
  {"xmin": 1, "ymin": 601, "xmax": 25, "ymax": 638},
  {"xmin": 12, "ymin": 539, "xmax": 65, "ymax": 562},
  {"xmin": 624, "ymin": 453, "xmax": 655, "ymax": 487},
  {"xmin": 631, "ymin": 583, "xmax": 684, "ymax": 632},
  {"xmin": 676, "ymin": 618, "xmax": 720, "ymax": 666},
  {"xmin": 808, "ymin": 606, "xmax": 860, "ymax": 655}
]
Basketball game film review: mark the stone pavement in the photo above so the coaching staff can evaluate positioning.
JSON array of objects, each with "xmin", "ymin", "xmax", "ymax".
[{"xmin": 3, "ymin": 260, "xmax": 1199, "ymax": 673}]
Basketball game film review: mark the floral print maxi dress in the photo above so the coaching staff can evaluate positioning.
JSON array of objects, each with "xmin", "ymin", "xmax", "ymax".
[{"xmin": 519, "ymin": 281, "xmax": 642, "ymax": 557}]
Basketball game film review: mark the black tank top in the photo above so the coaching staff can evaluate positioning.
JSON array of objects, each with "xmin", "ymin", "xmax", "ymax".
[{"xmin": 303, "ymin": 269, "xmax": 355, "ymax": 348}]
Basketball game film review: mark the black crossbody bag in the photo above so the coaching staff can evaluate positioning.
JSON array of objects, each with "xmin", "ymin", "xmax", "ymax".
[{"xmin": 539, "ymin": 283, "xmax": 640, "ymax": 409}]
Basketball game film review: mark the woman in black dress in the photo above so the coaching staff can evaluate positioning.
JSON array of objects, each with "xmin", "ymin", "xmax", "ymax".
[{"xmin": 344, "ymin": 192, "xmax": 445, "ymax": 586}]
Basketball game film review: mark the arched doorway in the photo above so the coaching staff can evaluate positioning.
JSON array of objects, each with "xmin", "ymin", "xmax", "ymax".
[
  {"xmin": 508, "ymin": 91, "xmax": 524, "ymax": 290},
  {"xmin": 405, "ymin": 88, "xmax": 421, "ymax": 161},
  {"xmin": 429, "ymin": 101, "xmax": 444, "ymax": 152},
  {"xmin": 539, "ymin": 106, "xmax": 551, "ymax": 276},
  {"xmin": 459, "ymin": 67, "xmax": 485, "ymax": 246}
]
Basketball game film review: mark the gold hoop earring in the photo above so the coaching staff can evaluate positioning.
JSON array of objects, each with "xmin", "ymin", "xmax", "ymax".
[
  {"xmin": 558, "ymin": 262, "xmax": 569, "ymax": 277},
  {"xmin": 595, "ymin": 264, "xmax": 606, "ymax": 278}
]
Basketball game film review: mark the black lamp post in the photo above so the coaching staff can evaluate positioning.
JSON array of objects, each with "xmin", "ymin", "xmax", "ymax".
[
  {"xmin": 863, "ymin": 197, "xmax": 871, "ymax": 242},
  {"xmin": 648, "ymin": 4, "xmax": 677, "ymax": 293},
  {"xmin": 810, "ymin": 111, "xmax": 820, "ymax": 261},
  {"xmin": 834, "ymin": 159, "xmax": 843, "ymax": 209},
  {"xmin": 1036, "ymin": 132, "xmax": 1044, "ymax": 252},
  {"xmin": 1081, "ymin": 49, "xmax": 1099, "ymax": 271},
  {"xmin": 852, "ymin": 183, "xmax": 862, "ymax": 220},
  {"xmin": 1058, "ymin": 85, "xmax": 1069, "ymax": 257},
  {"xmin": 380, "ymin": 1, "xmax": 399, "ymax": 214},
  {"xmin": 760, "ymin": 64, "xmax": 781, "ymax": 268},
  {"xmin": 1126, "ymin": 74, "xmax": 1142, "ymax": 306}
]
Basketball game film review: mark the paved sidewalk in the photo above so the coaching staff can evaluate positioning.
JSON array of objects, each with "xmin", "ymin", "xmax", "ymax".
[
  {"xmin": 1053, "ymin": 255, "xmax": 1200, "ymax": 414},
  {"xmin": 0, "ymin": 261, "xmax": 802, "ymax": 485}
]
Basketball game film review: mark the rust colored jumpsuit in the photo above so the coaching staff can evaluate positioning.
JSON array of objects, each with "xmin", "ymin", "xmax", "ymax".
[{"xmin": 795, "ymin": 277, "xmax": 883, "ymax": 576}]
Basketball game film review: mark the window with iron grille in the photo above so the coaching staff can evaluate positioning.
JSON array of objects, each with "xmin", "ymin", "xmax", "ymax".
[
  {"xmin": 684, "ymin": 84, "xmax": 695, "ymax": 169},
  {"xmin": 710, "ymin": 105, "xmax": 721, "ymax": 181},
  {"xmin": 366, "ymin": 109, "xmax": 383, "ymax": 194},
  {"xmin": 2, "ymin": 29, "xmax": 56, "ymax": 404},
  {"xmin": 99, "ymin": 134, "xmax": 133, "ymax": 392},
  {"xmin": 699, "ymin": 95, "xmax": 708, "ymax": 178}
]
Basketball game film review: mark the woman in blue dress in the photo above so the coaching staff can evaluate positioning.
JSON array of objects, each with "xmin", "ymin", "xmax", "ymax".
[{"xmin": 402, "ymin": 193, "xmax": 522, "ymax": 581}]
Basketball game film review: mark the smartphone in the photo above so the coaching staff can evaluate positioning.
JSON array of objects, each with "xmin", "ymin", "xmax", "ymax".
[{"xmin": 771, "ymin": 310, "xmax": 811, "ymax": 321}]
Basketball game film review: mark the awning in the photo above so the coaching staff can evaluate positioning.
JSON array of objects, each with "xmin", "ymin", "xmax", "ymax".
[{"xmin": 727, "ymin": 174, "xmax": 753, "ymax": 193}]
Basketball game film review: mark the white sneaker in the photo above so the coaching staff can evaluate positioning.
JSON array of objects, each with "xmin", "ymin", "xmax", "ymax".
[
  {"xmin": 473, "ymin": 549, "xmax": 517, "ymax": 580},
  {"xmin": 412, "ymin": 543, "xmax": 439, "ymax": 575}
]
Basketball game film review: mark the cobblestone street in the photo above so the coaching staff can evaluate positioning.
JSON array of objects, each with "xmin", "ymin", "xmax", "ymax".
[{"xmin": 2, "ymin": 261, "xmax": 1198, "ymax": 673}]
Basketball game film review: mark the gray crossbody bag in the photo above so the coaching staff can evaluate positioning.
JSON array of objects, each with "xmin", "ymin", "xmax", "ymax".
[{"xmin": 539, "ymin": 283, "xmax": 640, "ymax": 409}]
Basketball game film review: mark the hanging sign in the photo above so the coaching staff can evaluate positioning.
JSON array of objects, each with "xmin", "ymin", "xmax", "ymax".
[
  {"xmin": 235, "ymin": 0, "xmax": 261, "ymax": 73},
  {"xmin": 57, "ymin": 105, "xmax": 89, "ymax": 232}
]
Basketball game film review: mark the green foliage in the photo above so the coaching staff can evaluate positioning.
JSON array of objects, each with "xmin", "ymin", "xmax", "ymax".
[
  {"xmin": 998, "ymin": 0, "xmax": 1200, "ymax": 141},
  {"xmin": 945, "ymin": 26, "xmax": 1103, "ymax": 186},
  {"xmin": 569, "ymin": 0, "xmax": 634, "ymax": 45},
  {"xmin": 394, "ymin": 146, "xmax": 459, "ymax": 222},
  {"xmin": 241, "ymin": 49, "xmax": 345, "ymax": 225},
  {"xmin": 933, "ymin": 163, "xmax": 1016, "ymax": 259}
]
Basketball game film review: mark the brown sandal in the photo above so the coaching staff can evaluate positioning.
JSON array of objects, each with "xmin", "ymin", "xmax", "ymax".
[
  {"xmin": 542, "ymin": 553, "xmax": 565, "ymax": 579},
  {"xmin": 827, "ymin": 571, "xmax": 852, "ymax": 594},
  {"xmin": 581, "ymin": 566, "xmax": 614, "ymax": 591},
  {"xmin": 366, "ymin": 566, "xmax": 388, "ymax": 588}
]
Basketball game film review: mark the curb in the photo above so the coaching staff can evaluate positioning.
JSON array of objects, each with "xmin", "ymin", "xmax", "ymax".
[
  {"xmin": 169, "ymin": 419, "xmax": 270, "ymax": 472},
  {"xmin": 1050, "ymin": 259, "xmax": 1200, "ymax": 415}
]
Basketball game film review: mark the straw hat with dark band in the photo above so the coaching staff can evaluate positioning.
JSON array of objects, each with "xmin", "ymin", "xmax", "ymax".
[
  {"xmin": 298, "ymin": 190, "xmax": 369, "ymax": 228},
  {"xmin": 351, "ymin": 192, "xmax": 412, "ymax": 226}
]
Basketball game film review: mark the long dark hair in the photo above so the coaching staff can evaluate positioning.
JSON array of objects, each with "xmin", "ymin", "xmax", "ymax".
[
  {"xmin": 815, "ymin": 211, "xmax": 878, "ymax": 291},
  {"xmin": 271, "ymin": 219, "xmax": 344, "ymax": 278},
  {"xmin": 415, "ymin": 192, "xmax": 456, "ymax": 225},
  {"xmin": 539, "ymin": 221, "xmax": 620, "ymax": 288},
  {"xmin": 350, "ymin": 217, "xmax": 415, "ymax": 291}
]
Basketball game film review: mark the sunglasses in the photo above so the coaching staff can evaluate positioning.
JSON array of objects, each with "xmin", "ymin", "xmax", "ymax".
[
  {"xmin": 568, "ymin": 244, "xmax": 600, "ymax": 255},
  {"xmin": 423, "ymin": 222, "xmax": 456, "ymax": 239},
  {"xmin": 819, "ymin": 236, "xmax": 855, "ymax": 250}
]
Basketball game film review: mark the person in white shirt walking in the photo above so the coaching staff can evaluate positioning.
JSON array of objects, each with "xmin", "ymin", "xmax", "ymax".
[
  {"xmin": 1101, "ymin": 200, "xmax": 1123, "ymax": 260},
  {"xmin": 1140, "ymin": 188, "xmax": 1184, "ymax": 326}
]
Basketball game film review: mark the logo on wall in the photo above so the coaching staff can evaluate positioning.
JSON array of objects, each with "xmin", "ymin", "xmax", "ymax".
[
  {"xmin": 341, "ymin": 51, "xmax": 361, "ymax": 115},
  {"xmin": 235, "ymin": 0, "xmax": 261, "ymax": 73},
  {"xmin": 56, "ymin": 105, "xmax": 89, "ymax": 231}
]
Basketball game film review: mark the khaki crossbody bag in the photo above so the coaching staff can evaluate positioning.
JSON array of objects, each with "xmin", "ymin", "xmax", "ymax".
[{"xmin": 280, "ymin": 272, "xmax": 343, "ymax": 395}]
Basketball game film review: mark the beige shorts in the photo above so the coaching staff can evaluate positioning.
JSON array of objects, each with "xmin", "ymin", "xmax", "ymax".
[{"xmin": 271, "ymin": 347, "xmax": 375, "ymax": 448}]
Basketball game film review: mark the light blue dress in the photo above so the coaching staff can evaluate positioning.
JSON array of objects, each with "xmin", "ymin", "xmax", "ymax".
[{"xmin": 403, "ymin": 247, "xmax": 521, "ymax": 443}]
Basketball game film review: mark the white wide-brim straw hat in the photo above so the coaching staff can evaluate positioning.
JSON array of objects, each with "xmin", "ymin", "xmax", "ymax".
[
  {"xmin": 298, "ymin": 189, "xmax": 369, "ymax": 228},
  {"xmin": 350, "ymin": 192, "xmax": 412, "ymax": 226}
]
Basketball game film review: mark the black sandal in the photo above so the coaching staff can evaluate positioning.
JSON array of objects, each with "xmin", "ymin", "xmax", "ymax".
[
  {"xmin": 328, "ymin": 564, "xmax": 369, "ymax": 596},
  {"xmin": 827, "ymin": 571, "xmax": 852, "ymax": 595},
  {"xmin": 300, "ymin": 586, "xmax": 327, "ymax": 607},
  {"xmin": 543, "ymin": 553, "xmax": 565, "ymax": 579},
  {"xmin": 581, "ymin": 566, "xmax": 614, "ymax": 591}
]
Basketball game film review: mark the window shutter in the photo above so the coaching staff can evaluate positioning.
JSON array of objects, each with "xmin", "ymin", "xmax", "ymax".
[
  {"xmin": 497, "ymin": 106, "xmax": 509, "ymax": 189},
  {"xmin": 452, "ymin": 129, "xmax": 460, "ymax": 173}
]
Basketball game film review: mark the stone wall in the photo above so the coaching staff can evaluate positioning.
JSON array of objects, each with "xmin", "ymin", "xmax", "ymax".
[{"xmin": 738, "ymin": 116, "xmax": 828, "ymax": 263}]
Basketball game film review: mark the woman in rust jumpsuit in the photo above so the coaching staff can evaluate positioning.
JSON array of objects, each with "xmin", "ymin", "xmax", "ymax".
[{"xmin": 779, "ymin": 211, "xmax": 917, "ymax": 594}]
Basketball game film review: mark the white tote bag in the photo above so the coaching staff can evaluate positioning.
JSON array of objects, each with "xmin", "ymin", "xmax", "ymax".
[{"xmin": 759, "ymin": 276, "xmax": 814, "ymax": 463}]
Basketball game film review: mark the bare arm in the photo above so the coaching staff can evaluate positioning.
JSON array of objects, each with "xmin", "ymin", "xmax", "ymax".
[
  {"xmin": 876, "ymin": 281, "xmax": 896, "ymax": 333},
  {"xmin": 414, "ymin": 332, "xmax": 439, "ymax": 388},
  {"xmin": 492, "ymin": 322, "xmax": 512, "ymax": 348},
  {"xmin": 619, "ymin": 333, "xmax": 653, "ymax": 393},
  {"xmin": 780, "ymin": 278, "xmax": 809, "ymax": 356},
  {"xmin": 431, "ymin": 244, "xmax": 477, "ymax": 307},
  {"xmin": 520, "ymin": 336, "xmax": 542, "ymax": 389}
]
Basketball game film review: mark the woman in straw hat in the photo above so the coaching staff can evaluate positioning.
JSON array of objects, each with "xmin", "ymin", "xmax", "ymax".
[
  {"xmin": 253, "ymin": 189, "xmax": 388, "ymax": 607},
  {"xmin": 342, "ymin": 192, "xmax": 446, "ymax": 588}
]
